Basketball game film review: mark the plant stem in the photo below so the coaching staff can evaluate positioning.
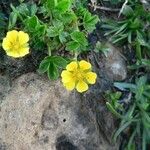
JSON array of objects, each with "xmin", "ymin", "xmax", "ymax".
[
  {"xmin": 74, "ymin": 52, "xmax": 78, "ymax": 60},
  {"xmin": 49, "ymin": 12, "xmax": 53, "ymax": 23},
  {"xmin": 47, "ymin": 44, "xmax": 51, "ymax": 56},
  {"xmin": 88, "ymin": 3, "xmax": 120, "ymax": 12},
  {"xmin": 106, "ymin": 102, "xmax": 123, "ymax": 118},
  {"xmin": 94, "ymin": 6, "xmax": 120, "ymax": 12},
  {"xmin": 54, "ymin": 0, "xmax": 58, "ymax": 6}
]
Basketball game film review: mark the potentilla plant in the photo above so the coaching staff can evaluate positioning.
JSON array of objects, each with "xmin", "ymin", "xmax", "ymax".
[{"xmin": 1, "ymin": 0, "xmax": 99, "ymax": 93}]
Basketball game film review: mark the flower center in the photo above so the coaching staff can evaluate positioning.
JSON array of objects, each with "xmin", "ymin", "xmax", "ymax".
[
  {"xmin": 73, "ymin": 69, "xmax": 84, "ymax": 81},
  {"xmin": 12, "ymin": 43, "xmax": 20, "ymax": 50},
  {"xmin": 10, "ymin": 38, "xmax": 22, "ymax": 53}
]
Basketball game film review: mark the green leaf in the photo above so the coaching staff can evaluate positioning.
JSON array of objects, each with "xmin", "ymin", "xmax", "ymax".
[
  {"xmin": 135, "ymin": 76, "xmax": 147, "ymax": 89},
  {"xmin": 8, "ymin": 12, "xmax": 18, "ymax": 29},
  {"xmin": 59, "ymin": 32, "xmax": 69, "ymax": 43},
  {"xmin": 113, "ymin": 120, "xmax": 132, "ymax": 141},
  {"xmin": 38, "ymin": 57, "xmax": 51, "ymax": 73},
  {"xmin": 136, "ymin": 31, "xmax": 147, "ymax": 47},
  {"xmin": 114, "ymin": 92, "xmax": 122, "ymax": 100},
  {"xmin": 38, "ymin": 56, "xmax": 67, "ymax": 80},
  {"xmin": 114, "ymin": 82, "xmax": 136, "ymax": 91},
  {"xmin": 141, "ymin": 59, "xmax": 150, "ymax": 67},
  {"xmin": 47, "ymin": 63, "xmax": 59, "ymax": 80},
  {"xmin": 129, "ymin": 18, "xmax": 141, "ymax": 29},
  {"xmin": 19, "ymin": 3, "xmax": 30, "ymax": 16},
  {"xmin": 104, "ymin": 27, "xmax": 119, "ymax": 36},
  {"xmin": 55, "ymin": 0, "xmax": 71, "ymax": 14},
  {"xmin": 106, "ymin": 102, "xmax": 123, "ymax": 118},
  {"xmin": 17, "ymin": 3, "xmax": 30, "ymax": 16},
  {"xmin": 46, "ymin": 0, "xmax": 56, "ymax": 12},
  {"xmin": 60, "ymin": 12, "xmax": 77, "ymax": 24},
  {"xmin": 122, "ymin": 5, "xmax": 134, "ymax": 17},
  {"xmin": 66, "ymin": 31, "xmax": 88, "ymax": 51},
  {"xmin": 112, "ymin": 34, "xmax": 128, "ymax": 43},
  {"xmin": 142, "ymin": 111, "xmax": 150, "ymax": 124},
  {"xmin": 114, "ymin": 23, "xmax": 127, "ymax": 35},
  {"xmin": 94, "ymin": 41, "xmax": 110, "ymax": 57},
  {"xmin": 143, "ymin": 91, "xmax": 150, "ymax": 99},
  {"xmin": 66, "ymin": 41, "xmax": 80, "ymax": 51},
  {"xmin": 125, "ymin": 104, "xmax": 136, "ymax": 120},
  {"xmin": 25, "ymin": 15, "xmax": 38, "ymax": 30},
  {"xmin": 135, "ymin": 40, "xmax": 142, "ymax": 60},
  {"xmin": 50, "ymin": 56, "xmax": 67, "ymax": 68},
  {"xmin": 13, "ymin": 2, "xmax": 37, "ymax": 17},
  {"xmin": 71, "ymin": 31, "xmax": 88, "ymax": 46},
  {"xmin": 36, "ymin": 25, "xmax": 46, "ymax": 36},
  {"xmin": 145, "ymin": 128, "xmax": 150, "ymax": 143},
  {"xmin": 128, "ymin": 31, "xmax": 132, "ymax": 43},
  {"xmin": 52, "ymin": 19, "xmax": 63, "ymax": 27},
  {"xmin": 19, "ymin": 0, "xmax": 25, "ymax": 2},
  {"xmin": 142, "ymin": 129, "xmax": 146, "ymax": 150},
  {"xmin": 83, "ymin": 10, "xmax": 99, "ymax": 33},
  {"xmin": 47, "ymin": 26, "xmax": 60, "ymax": 37},
  {"xmin": 127, "ymin": 129, "xmax": 136, "ymax": 150},
  {"xmin": 47, "ymin": 21, "xmax": 64, "ymax": 37},
  {"xmin": 30, "ymin": 3, "xmax": 38, "ymax": 16}
]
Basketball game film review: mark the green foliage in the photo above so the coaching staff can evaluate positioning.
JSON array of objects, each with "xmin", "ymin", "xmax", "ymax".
[
  {"xmin": 106, "ymin": 91, "xmax": 122, "ymax": 110},
  {"xmin": 94, "ymin": 41, "xmax": 110, "ymax": 57},
  {"xmin": 83, "ymin": 9, "xmax": 99, "ymax": 33},
  {"xmin": 128, "ymin": 59, "xmax": 150, "ymax": 71},
  {"xmin": 66, "ymin": 31, "xmax": 88, "ymax": 52},
  {"xmin": 102, "ymin": 3, "xmax": 150, "ymax": 60},
  {"xmin": 101, "ymin": 2, "xmax": 150, "ymax": 149},
  {"xmin": 76, "ymin": 7, "xmax": 99, "ymax": 33},
  {"xmin": 1, "ymin": 1, "xmax": 150, "ymax": 149},
  {"xmin": 107, "ymin": 76, "xmax": 150, "ymax": 150},
  {"xmin": 38, "ymin": 56, "xmax": 67, "ymax": 80},
  {"xmin": 7, "ymin": 0, "xmax": 99, "ymax": 79},
  {"xmin": 105, "ymin": 91, "xmax": 123, "ymax": 118}
]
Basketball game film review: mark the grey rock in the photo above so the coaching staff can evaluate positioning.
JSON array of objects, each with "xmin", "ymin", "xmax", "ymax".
[
  {"xmin": 0, "ymin": 75, "xmax": 10, "ymax": 103},
  {"xmin": 97, "ymin": 43, "xmax": 127, "ymax": 81},
  {"xmin": 0, "ymin": 73, "xmax": 119, "ymax": 150},
  {"xmin": 0, "ymin": 139, "xmax": 7, "ymax": 150}
]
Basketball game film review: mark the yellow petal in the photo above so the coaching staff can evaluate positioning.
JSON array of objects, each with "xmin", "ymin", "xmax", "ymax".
[
  {"xmin": 6, "ymin": 51, "xmax": 20, "ymax": 58},
  {"xmin": 18, "ymin": 31, "xmax": 29, "ymax": 45},
  {"xmin": 79, "ymin": 60, "xmax": 91, "ymax": 71},
  {"xmin": 2, "ymin": 38, "xmax": 11, "ymax": 50},
  {"xmin": 6, "ymin": 47, "xmax": 29, "ymax": 58},
  {"xmin": 19, "ymin": 47, "xmax": 30, "ymax": 57},
  {"xmin": 6, "ymin": 30, "xmax": 18, "ymax": 42},
  {"xmin": 85, "ymin": 72, "xmax": 97, "ymax": 84},
  {"xmin": 76, "ymin": 80, "xmax": 88, "ymax": 93},
  {"xmin": 61, "ymin": 70, "xmax": 73, "ymax": 83},
  {"xmin": 64, "ymin": 82, "xmax": 75, "ymax": 91},
  {"xmin": 66, "ymin": 61, "xmax": 78, "ymax": 71}
]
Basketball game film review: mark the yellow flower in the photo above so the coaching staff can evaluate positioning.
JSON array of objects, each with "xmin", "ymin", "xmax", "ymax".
[
  {"xmin": 2, "ymin": 30, "xmax": 29, "ymax": 58},
  {"xmin": 61, "ymin": 60, "xmax": 97, "ymax": 93}
]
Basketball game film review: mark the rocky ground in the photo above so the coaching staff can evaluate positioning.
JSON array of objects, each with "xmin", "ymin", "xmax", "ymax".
[{"xmin": 0, "ymin": 44, "xmax": 127, "ymax": 150}]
